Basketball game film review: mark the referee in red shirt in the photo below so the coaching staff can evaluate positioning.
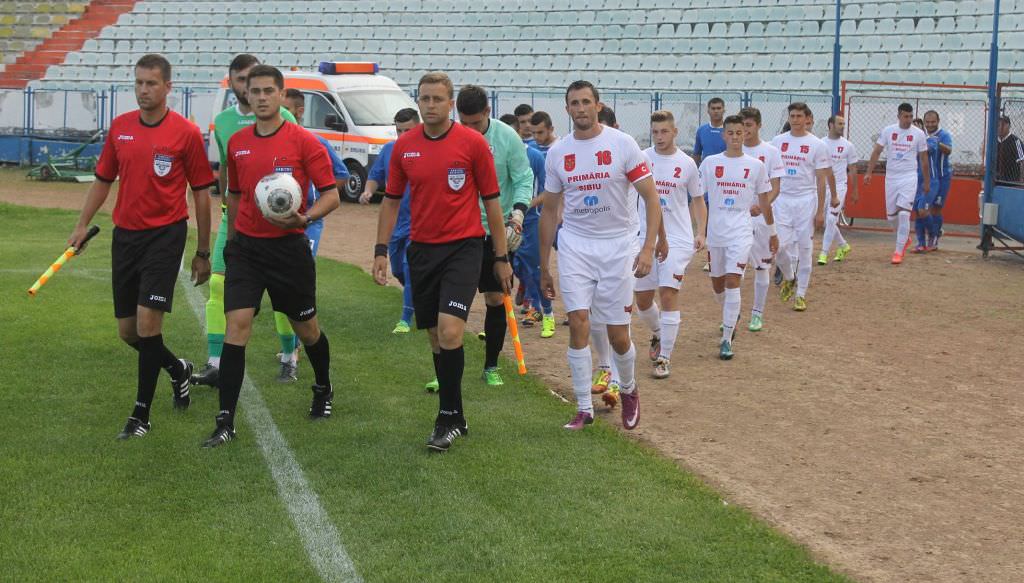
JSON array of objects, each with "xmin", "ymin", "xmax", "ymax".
[
  {"xmin": 68, "ymin": 54, "xmax": 215, "ymax": 440},
  {"xmin": 203, "ymin": 65, "xmax": 341, "ymax": 448},
  {"xmin": 373, "ymin": 72, "xmax": 511, "ymax": 452}
]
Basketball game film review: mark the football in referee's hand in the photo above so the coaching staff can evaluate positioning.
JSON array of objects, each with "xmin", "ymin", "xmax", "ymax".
[{"xmin": 255, "ymin": 173, "xmax": 302, "ymax": 220}]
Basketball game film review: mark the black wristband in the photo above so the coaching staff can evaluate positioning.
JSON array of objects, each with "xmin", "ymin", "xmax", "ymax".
[
  {"xmin": 374, "ymin": 243, "xmax": 388, "ymax": 258},
  {"xmin": 493, "ymin": 254, "xmax": 509, "ymax": 263},
  {"xmin": 513, "ymin": 202, "xmax": 528, "ymax": 214},
  {"xmin": 195, "ymin": 250, "xmax": 210, "ymax": 259}
]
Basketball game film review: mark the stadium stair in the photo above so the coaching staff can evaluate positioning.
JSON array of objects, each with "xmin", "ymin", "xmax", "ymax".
[{"xmin": 0, "ymin": 0, "xmax": 136, "ymax": 88}]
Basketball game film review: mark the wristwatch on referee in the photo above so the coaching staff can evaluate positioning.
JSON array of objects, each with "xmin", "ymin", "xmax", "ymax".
[
  {"xmin": 493, "ymin": 254, "xmax": 509, "ymax": 263},
  {"xmin": 195, "ymin": 249, "xmax": 210, "ymax": 259}
]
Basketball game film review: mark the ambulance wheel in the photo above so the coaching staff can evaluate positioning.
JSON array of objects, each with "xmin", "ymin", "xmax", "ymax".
[{"xmin": 342, "ymin": 160, "xmax": 366, "ymax": 203}]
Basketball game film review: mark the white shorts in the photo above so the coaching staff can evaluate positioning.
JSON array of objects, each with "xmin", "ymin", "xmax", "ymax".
[
  {"xmin": 773, "ymin": 195, "xmax": 817, "ymax": 249},
  {"xmin": 885, "ymin": 175, "xmax": 916, "ymax": 216},
  {"xmin": 749, "ymin": 218, "xmax": 775, "ymax": 270},
  {"xmin": 558, "ymin": 229, "xmax": 635, "ymax": 325},
  {"xmin": 634, "ymin": 244, "xmax": 694, "ymax": 292},
  {"xmin": 709, "ymin": 243, "xmax": 752, "ymax": 277}
]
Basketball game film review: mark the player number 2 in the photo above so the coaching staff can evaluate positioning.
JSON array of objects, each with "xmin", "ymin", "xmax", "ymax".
[
  {"xmin": 594, "ymin": 150, "xmax": 612, "ymax": 165},
  {"xmin": 673, "ymin": 167, "xmax": 681, "ymax": 178}
]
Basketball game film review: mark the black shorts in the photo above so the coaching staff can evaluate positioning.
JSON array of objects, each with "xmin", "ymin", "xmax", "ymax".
[
  {"xmin": 111, "ymin": 220, "xmax": 186, "ymax": 319},
  {"xmin": 223, "ymin": 232, "xmax": 317, "ymax": 321},
  {"xmin": 407, "ymin": 237, "xmax": 483, "ymax": 330},
  {"xmin": 477, "ymin": 236, "xmax": 513, "ymax": 293}
]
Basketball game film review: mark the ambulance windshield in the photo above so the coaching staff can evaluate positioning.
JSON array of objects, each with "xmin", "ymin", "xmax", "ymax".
[{"xmin": 338, "ymin": 90, "xmax": 416, "ymax": 126}]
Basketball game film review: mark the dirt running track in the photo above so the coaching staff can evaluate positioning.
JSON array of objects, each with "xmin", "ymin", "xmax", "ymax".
[{"xmin": 4, "ymin": 171, "xmax": 1022, "ymax": 583}]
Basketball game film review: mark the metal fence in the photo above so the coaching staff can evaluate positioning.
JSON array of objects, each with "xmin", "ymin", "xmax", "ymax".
[
  {"xmin": 658, "ymin": 91, "xmax": 744, "ymax": 151},
  {"xmin": 2, "ymin": 86, "xmax": 833, "ymax": 153},
  {"xmin": 841, "ymin": 82, "xmax": 991, "ymax": 174}
]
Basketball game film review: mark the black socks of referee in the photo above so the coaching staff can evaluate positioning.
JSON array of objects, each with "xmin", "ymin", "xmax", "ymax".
[
  {"xmin": 303, "ymin": 332, "xmax": 331, "ymax": 389},
  {"xmin": 129, "ymin": 337, "xmax": 184, "ymax": 379},
  {"xmin": 131, "ymin": 334, "xmax": 175, "ymax": 422},
  {"xmin": 483, "ymin": 304, "xmax": 506, "ymax": 370},
  {"xmin": 436, "ymin": 346, "xmax": 465, "ymax": 427},
  {"xmin": 217, "ymin": 343, "xmax": 246, "ymax": 428},
  {"xmin": 215, "ymin": 333, "xmax": 331, "ymax": 429}
]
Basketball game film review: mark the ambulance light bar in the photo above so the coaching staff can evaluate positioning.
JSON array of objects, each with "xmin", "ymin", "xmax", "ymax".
[{"xmin": 318, "ymin": 62, "xmax": 379, "ymax": 75}]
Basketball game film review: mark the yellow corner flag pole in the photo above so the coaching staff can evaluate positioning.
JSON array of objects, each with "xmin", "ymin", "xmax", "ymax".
[
  {"xmin": 503, "ymin": 294, "xmax": 527, "ymax": 375},
  {"xmin": 28, "ymin": 225, "xmax": 100, "ymax": 297}
]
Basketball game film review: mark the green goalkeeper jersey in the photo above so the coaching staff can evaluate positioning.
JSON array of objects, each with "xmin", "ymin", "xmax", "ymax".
[{"xmin": 477, "ymin": 118, "xmax": 534, "ymax": 234}]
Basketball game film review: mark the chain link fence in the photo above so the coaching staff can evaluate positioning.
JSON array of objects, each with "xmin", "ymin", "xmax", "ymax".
[
  {"xmin": 0, "ymin": 89, "xmax": 26, "ymax": 134},
  {"xmin": 843, "ymin": 86, "xmax": 989, "ymax": 175},
  {"xmin": 748, "ymin": 91, "xmax": 834, "ymax": 136},
  {"xmin": 996, "ymin": 96, "xmax": 1024, "ymax": 187},
  {"xmin": 659, "ymin": 91, "xmax": 743, "ymax": 154},
  {"xmin": 29, "ymin": 89, "xmax": 101, "ymax": 137}
]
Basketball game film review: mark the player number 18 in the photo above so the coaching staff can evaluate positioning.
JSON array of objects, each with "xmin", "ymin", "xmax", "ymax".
[{"xmin": 594, "ymin": 150, "xmax": 612, "ymax": 165}]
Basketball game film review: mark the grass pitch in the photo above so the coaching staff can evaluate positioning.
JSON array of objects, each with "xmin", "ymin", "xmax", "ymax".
[{"xmin": 0, "ymin": 202, "xmax": 849, "ymax": 582}]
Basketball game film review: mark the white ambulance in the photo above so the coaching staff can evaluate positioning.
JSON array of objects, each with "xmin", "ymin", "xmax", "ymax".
[{"xmin": 208, "ymin": 62, "xmax": 416, "ymax": 202}]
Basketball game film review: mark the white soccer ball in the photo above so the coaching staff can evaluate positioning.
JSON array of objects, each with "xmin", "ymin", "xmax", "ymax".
[{"xmin": 255, "ymin": 173, "xmax": 302, "ymax": 220}]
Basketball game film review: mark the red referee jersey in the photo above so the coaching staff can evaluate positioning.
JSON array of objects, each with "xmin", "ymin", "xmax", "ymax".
[
  {"xmin": 94, "ymin": 109, "xmax": 215, "ymax": 230},
  {"xmin": 386, "ymin": 122, "xmax": 499, "ymax": 244},
  {"xmin": 227, "ymin": 120, "xmax": 336, "ymax": 238}
]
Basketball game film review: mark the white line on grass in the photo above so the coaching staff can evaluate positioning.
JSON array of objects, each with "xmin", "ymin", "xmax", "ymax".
[{"xmin": 178, "ymin": 268, "xmax": 362, "ymax": 583}]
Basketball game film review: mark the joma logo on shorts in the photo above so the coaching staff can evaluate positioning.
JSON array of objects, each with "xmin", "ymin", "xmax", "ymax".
[
  {"xmin": 149, "ymin": 294, "xmax": 166, "ymax": 302},
  {"xmin": 448, "ymin": 300, "xmax": 467, "ymax": 311},
  {"xmin": 299, "ymin": 307, "xmax": 315, "ymax": 316},
  {"xmin": 117, "ymin": 135, "xmax": 134, "ymax": 141},
  {"xmin": 403, "ymin": 152, "xmax": 421, "ymax": 158}
]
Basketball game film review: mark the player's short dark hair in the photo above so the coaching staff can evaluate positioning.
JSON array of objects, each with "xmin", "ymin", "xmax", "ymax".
[
  {"xmin": 598, "ymin": 105, "xmax": 617, "ymax": 126},
  {"xmin": 924, "ymin": 110, "xmax": 940, "ymax": 121},
  {"xmin": 499, "ymin": 114, "xmax": 519, "ymax": 129},
  {"xmin": 514, "ymin": 104, "xmax": 534, "ymax": 117},
  {"xmin": 708, "ymin": 97, "xmax": 725, "ymax": 108},
  {"xmin": 1000, "ymin": 114, "xmax": 1012, "ymax": 126},
  {"xmin": 284, "ymin": 88, "xmax": 304, "ymax": 103},
  {"xmin": 456, "ymin": 84, "xmax": 489, "ymax": 116},
  {"xmin": 530, "ymin": 111, "xmax": 552, "ymax": 128},
  {"xmin": 394, "ymin": 107, "xmax": 420, "ymax": 124},
  {"xmin": 650, "ymin": 110, "xmax": 674, "ymax": 124},
  {"xmin": 827, "ymin": 115, "xmax": 841, "ymax": 127},
  {"xmin": 723, "ymin": 114, "xmax": 744, "ymax": 127},
  {"xmin": 135, "ymin": 54, "xmax": 171, "ymax": 82},
  {"xmin": 246, "ymin": 64, "xmax": 283, "ymax": 89},
  {"xmin": 229, "ymin": 53, "xmax": 260, "ymax": 73},
  {"xmin": 787, "ymin": 102, "xmax": 812, "ymax": 116},
  {"xmin": 565, "ymin": 80, "xmax": 599, "ymax": 104},
  {"xmin": 739, "ymin": 107, "xmax": 761, "ymax": 125},
  {"xmin": 418, "ymin": 72, "xmax": 454, "ymax": 99},
  {"xmin": 898, "ymin": 102, "xmax": 914, "ymax": 114}
]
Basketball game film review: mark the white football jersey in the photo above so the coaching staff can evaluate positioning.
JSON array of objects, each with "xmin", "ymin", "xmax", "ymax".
[
  {"xmin": 545, "ymin": 126, "xmax": 652, "ymax": 239},
  {"xmin": 742, "ymin": 141, "xmax": 785, "ymax": 180},
  {"xmin": 822, "ymin": 136, "xmax": 859, "ymax": 188},
  {"xmin": 699, "ymin": 153, "xmax": 771, "ymax": 247},
  {"xmin": 876, "ymin": 124, "xmax": 927, "ymax": 180},
  {"xmin": 770, "ymin": 131, "xmax": 831, "ymax": 198},
  {"xmin": 638, "ymin": 147, "xmax": 700, "ymax": 248}
]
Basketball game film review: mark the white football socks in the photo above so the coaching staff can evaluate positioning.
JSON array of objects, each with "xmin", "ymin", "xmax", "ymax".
[
  {"xmin": 659, "ymin": 311, "xmax": 680, "ymax": 360},
  {"xmin": 567, "ymin": 346, "xmax": 594, "ymax": 415}
]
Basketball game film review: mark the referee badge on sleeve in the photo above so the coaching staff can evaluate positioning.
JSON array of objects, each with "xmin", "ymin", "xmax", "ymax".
[
  {"xmin": 448, "ymin": 167, "xmax": 466, "ymax": 191},
  {"xmin": 153, "ymin": 153, "xmax": 173, "ymax": 177}
]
